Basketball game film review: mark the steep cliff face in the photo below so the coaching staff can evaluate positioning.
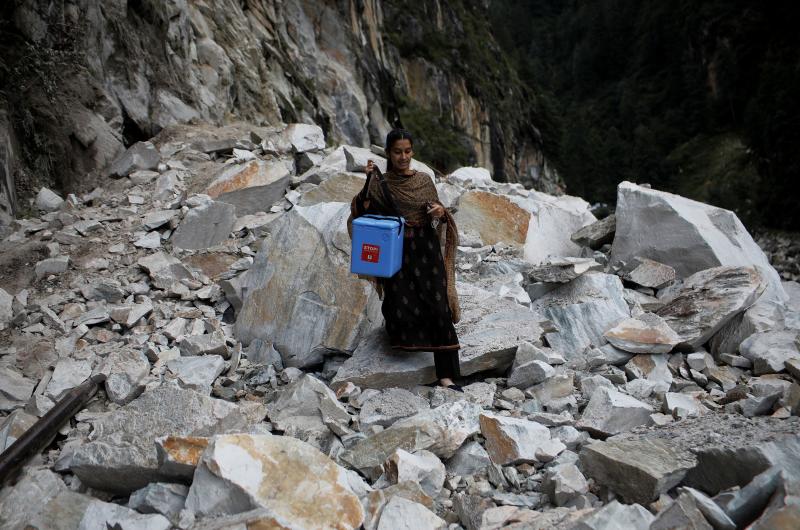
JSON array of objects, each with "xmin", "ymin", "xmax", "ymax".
[{"xmin": 0, "ymin": 0, "xmax": 559, "ymax": 226}]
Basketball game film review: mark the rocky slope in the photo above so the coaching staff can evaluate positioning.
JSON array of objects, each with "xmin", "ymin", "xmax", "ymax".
[
  {"xmin": 0, "ymin": 0, "xmax": 560, "ymax": 231},
  {"xmin": 0, "ymin": 123, "xmax": 798, "ymax": 529}
]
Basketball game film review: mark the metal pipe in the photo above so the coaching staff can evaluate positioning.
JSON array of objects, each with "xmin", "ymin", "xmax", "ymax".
[{"xmin": 0, "ymin": 374, "xmax": 106, "ymax": 485}]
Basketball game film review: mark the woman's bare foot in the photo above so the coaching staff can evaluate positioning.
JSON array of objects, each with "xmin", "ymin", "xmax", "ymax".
[{"xmin": 439, "ymin": 378, "xmax": 454, "ymax": 387}]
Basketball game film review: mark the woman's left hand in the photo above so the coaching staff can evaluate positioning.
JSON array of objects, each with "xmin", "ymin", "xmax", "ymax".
[{"xmin": 426, "ymin": 202, "xmax": 445, "ymax": 219}]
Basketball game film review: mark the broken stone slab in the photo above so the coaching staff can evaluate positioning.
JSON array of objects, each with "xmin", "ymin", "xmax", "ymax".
[
  {"xmin": 359, "ymin": 388, "xmax": 430, "ymax": 428},
  {"xmin": 78, "ymin": 498, "xmax": 171, "ymax": 530},
  {"xmin": 448, "ymin": 166, "xmax": 494, "ymax": 188},
  {"xmin": 526, "ymin": 257, "xmax": 602, "ymax": 283},
  {"xmin": 522, "ymin": 191, "xmax": 597, "ymax": 263},
  {"xmin": 542, "ymin": 463, "xmax": 590, "ymax": 506},
  {"xmin": 184, "ymin": 434, "xmax": 364, "ymax": 529},
  {"xmin": 0, "ymin": 409, "xmax": 37, "ymax": 451},
  {"xmin": 341, "ymin": 401, "xmax": 482, "ymax": 479},
  {"xmin": 677, "ymin": 487, "xmax": 736, "ymax": 530},
  {"xmin": 650, "ymin": 491, "xmax": 713, "ymax": 530},
  {"xmin": 710, "ymin": 297, "xmax": 787, "ymax": 357},
  {"xmin": 298, "ymin": 173, "xmax": 366, "ymax": 206},
  {"xmin": 142, "ymin": 209, "xmax": 179, "ymax": 231},
  {"xmin": 137, "ymin": 252, "xmax": 193, "ymax": 290},
  {"xmin": 0, "ymin": 468, "xmax": 94, "ymax": 530},
  {"xmin": 108, "ymin": 141, "xmax": 161, "ymax": 178},
  {"xmin": 740, "ymin": 330, "xmax": 800, "ymax": 375},
  {"xmin": 267, "ymin": 373, "xmax": 350, "ymax": 431},
  {"xmin": 0, "ymin": 288, "xmax": 11, "ymax": 330},
  {"xmin": 376, "ymin": 495, "xmax": 446, "ymax": 530},
  {"xmin": 383, "ymin": 448, "xmax": 445, "ymax": 497},
  {"xmin": 570, "ymin": 214, "xmax": 616, "ymax": 250},
  {"xmin": 205, "ymin": 159, "xmax": 292, "ymax": 216},
  {"xmin": 572, "ymin": 500, "xmax": 654, "ymax": 530},
  {"xmin": 34, "ymin": 256, "xmax": 70, "ymax": 279},
  {"xmin": 94, "ymin": 347, "xmax": 150, "ymax": 405},
  {"xmin": 69, "ymin": 384, "xmax": 255, "ymax": 493},
  {"xmin": 171, "ymin": 200, "xmax": 236, "ymax": 250},
  {"xmin": 479, "ymin": 413, "xmax": 551, "ymax": 465},
  {"xmin": 611, "ymin": 414, "xmax": 800, "ymax": 495},
  {"xmin": 610, "ymin": 181, "xmax": 786, "ymax": 305},
  {"xmin": 576, "ymin": 387, "xmax": 653, "ymax": 437},
  {"xmin": 45, "ymin": 358, "xmax": 93, "ymax": 401},
  {"xmin": 35, "ymin": 187, "xmax": 64, "ymax": 212},
  {"xmin": 179, "ymin": 331, "xmax": 228, "ymax": 357},
  {"xmin": 445, "ymin": 440, "xmax": 491, "ymax": 476},
  {"xmin": 657, "ymin": 266, "xmax": 767, "ymax": 349},
  {"xmin": 507, "ymin": 358, "xmax": 555, "ymax": 389},
  {"xmin": 237, "ymin": 202, "xmax": 382, "ymax": 367},
  {"xmin": 623, "ymin": 257, "xmax": 677, "ymax": 289},
  {"xmin": 454, "ymin": 190, "xmax": 531, "ymax": 246},
  {"xmin": 663, "ymin": 392, "xmax": 708, "ymax": 417},
  {"xmin": 362, "ymin": 481, "xmax": 433, "ymax": 530},
  {"xmin": 127, "ymin": 482, "xmax": 188, "ymax": 524},
  {"xmin": 281, "ymin": 123, "xmax": 326, "ymax": 153},
  {"xmin": 154, "ymin": 435, "xmax": 210, "ymax": 481},
  {"xmin": 0, "ymin": 366, "xmax": 36, "ymax": 412},
  {"xmin": 332, "ymin": 283, "xmax": 544, "ymax": 389},
  {"xmin": 530, "ymin": 273, "xmax": 630, "ymax": 360},
  {"xmin": 167, "ymin": 355, "xmax": 227, "ymax": 393},
  {"xmin": 580, "ymin": 437, "xmax": 697, "ymax": 504},
  {"xmin": 603, "ymin": 312, "xmax": 681, "ymax": 354},
  {"xmin": 625, "ymin": 354, "xmax": 673, "ymax": 392}
]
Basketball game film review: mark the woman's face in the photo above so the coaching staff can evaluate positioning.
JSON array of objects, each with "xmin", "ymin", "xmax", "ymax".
[{"xmin": 389, "ymin": 139, "xmax": 414, "ymax": 173}]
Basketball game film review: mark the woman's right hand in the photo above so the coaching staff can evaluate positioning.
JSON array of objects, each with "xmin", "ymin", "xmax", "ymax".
[{"xmin": 366, "ymin": 159, "xmax": 375, "ymax": 175}]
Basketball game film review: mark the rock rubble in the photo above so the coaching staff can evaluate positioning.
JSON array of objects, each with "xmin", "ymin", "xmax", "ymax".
[{"xmin": 0, "ymin": 124, "xmax": 798, "ymax": 529}]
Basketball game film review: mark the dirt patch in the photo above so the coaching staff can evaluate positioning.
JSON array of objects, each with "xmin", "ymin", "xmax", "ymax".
[{"xmin": 0, "ymin": 238, "xmax": 47, "ymax": 293}]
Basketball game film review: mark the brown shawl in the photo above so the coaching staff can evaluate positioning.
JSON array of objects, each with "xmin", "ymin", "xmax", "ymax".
[{"xmin": 348, "ymin": 169, "xmax": 461, "ymax": 323}]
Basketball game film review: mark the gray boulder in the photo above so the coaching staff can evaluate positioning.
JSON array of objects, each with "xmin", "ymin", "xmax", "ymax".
[
  {"xmin": 576, "ymin": 387, "xmax": 653, "ymax": 437},
  {"xmin": 237, "ymin": 202, "xmax": 382, "ymax": 367},
  {"xmin": 69, "ymin": 385, "xmax": 254, "ymax": 493},
  {"xmin": 171, "ymin": 200, "xmax": 236, "ymax": 250},
  {"xmin": 108, "ymin": 141, "xmax": 160, "ymax": 178},
  {"xmin": 610, "ymin": 181, "xmax": 786, "ymax": 304}
]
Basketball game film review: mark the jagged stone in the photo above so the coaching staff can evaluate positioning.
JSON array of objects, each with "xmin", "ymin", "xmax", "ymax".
[
  {"xmin": 341, "ymin": 401, "xmax": 482, "ymax": 479},
  {"xmin": 137, "ymin": 252, "xmax": 193, "ymax": 290},
  {"xmin": 184, "ymin": 434, "xmax": 364, "ymax": 529},
  {"xmin": 625, "ymin": 354, "xmax": 673, "ymax": 392},
  {"xmin": 570, "ymin": 214, "xmax": 616, "ymax": 250},
  {"xmin": 383, "ymin": 448, "xmax": 445, "ymax": 497},
  {"xmin": 332, "ymin": 283, "xmax": 543, "ymax": 389},
  {"xmin": 45, "ymin": 358, "xmax": 92, "ymax": 401},
  {"xmin": 0, "ymin": 468, "xmax": 93, "ymax": 530},
  {"xmin": 623, "ymin": 257, "xmax": 676, "ymax": 289},
  {"xmin": 604, "ymin": 312, "xmax": 681, "ymax": 354},
  {"xmin": 127, "ymin": 482, "xmax": 188, "ymax": 524},
  {"xmin": 35, "ymin": 187, "xmax": 64, "ymax": 212},
  {"xmin": 154, "ymin": 435, "xmax": 210, "ymax": 480},
  {"xmin": 95, "ymin": 347, "xmax": 150, "ymax": 405},
  {"xmin": 663, "ymin": 392, "xmax": 708, "ymax": 417},
  {"xmin": 527, "ymin": 257, "xmax": 602, "ymax": 283},
  {"xmin": 740, "ymin": 330, "xmax": 800, "ymax": 375},
  {"xmin": 108, "ymin": 141, "xmax": 160, "ymax": 178},
  {"xmin": 610, "ymin": 181, "xmax": 786, "ymax": 304},
  {"xmin": 576, "ymin": 387, "xmax": 653, "ymax": 437},
  {"xmin": 362, "ymin": 482, "xmax": 433, "ymax": 530},
  {"xmin": 479, "ymin": 413, "xmax": 551, "ymax": 465},
  {"xmin": 34, "ymin": 255, "xmax": 70, "ymax": 278},
  {"xmin": 0, "ymin": 366, "xmax": 35, "ymax": 411},
  {"xmin": 530, "ymin": 273, "xmax": 629, "ymax": 360},
  {"xmin": 237, "ymin": 202, "xmax": 382, "ymax": 367},
  {"xmin": 179, "ymin": 331, "xmax": 227, "ymax": 357},
  {"xmin": 677, "ymin": 487, "xmax": 736, "ymax": 530},
  {"xmin": 572, "ymin": 500, "xmax": 654, "ymax": 530},
  {"xmin": 0, "ymin": 288, "xmax": 11, "ymax": 330},
  {"xmin": 651, "ymin": 491, "xmax": 713, "ymax": 530},
  {"xmin": 69, "ymin": 385, "xmax": 254, "ymax": 493},
  {"xmin": 581, "ymin": 438, "xmax": 697, "ymax": 504},
  {"xmin": 377, "ymin": 496, "xmax": 446, "ymax": 530},
  {"xmin": 359, "ymin": 388, "xmax": 430, "ymax": 428},
  {"xmin": 454, "ymin": 190, "xmax": 531, "ymax": 245},
  {"xmin": 445, "ymin": 440, "xmax": 491, "ymax": 476},
  {"xmin": 78, "ymin": 498, "xmax": 171, "ymax": 530},
  {"xmin": 657, "ymin": 266, "xmax": 767, "ymax": 349},
  {"xmin": 205, "ymin": 159, "xmax": 291, "ymax": 216},
  {"xmin": 507, "ymin": 358, "xmax": 555, "ymax": 389},
  {"xmin": 0, "ymin": 409, "xmax": 37, "ymax": 451},
  {"xmin": 171, "ymin": 200, "xmax": 236, "ymax": 249},
  {"xmin": 167, "ymin": 355, "xmax": 227, "ymax": 393},
  {"xmin": 542, "ymin": 463, "xmax": 590, "ymax": 506},
  {"xmin": 523, "ymin": 191, "xmax": 597, "ymax": 263},
  {"xmin": 297, "ymin": 173, "xmax": 366, "ymax": 206},
  {"xmin": 282, "ymin": 123, "xmax": 326, "ymax": 153}
]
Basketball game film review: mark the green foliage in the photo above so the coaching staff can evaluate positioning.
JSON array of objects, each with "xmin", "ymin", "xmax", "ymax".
[
  {"xmin": 398, "ymin": 99, "xmax": 472, "ymax": 174},
  {"xmin": 489, "ymin": 0, "xmax": 800, "ymax": 230}
]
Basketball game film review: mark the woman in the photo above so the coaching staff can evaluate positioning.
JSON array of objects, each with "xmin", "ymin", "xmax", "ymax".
[{"xmin": 348, "ymin": 129, "xmax": 463, "ymax": 390}]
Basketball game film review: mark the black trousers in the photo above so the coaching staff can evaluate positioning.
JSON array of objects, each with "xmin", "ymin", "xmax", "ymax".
[{"xmin": 434, "ymin": 350, "xmax": 461, "ymax": 379}]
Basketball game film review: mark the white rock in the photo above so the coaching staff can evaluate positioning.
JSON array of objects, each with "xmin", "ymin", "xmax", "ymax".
[
  {"xmin": 383, "ymin": 449, "xmax": 445, "ymax": 497},
  {"xmin": 479, "ymin": 413, "xmax": 551, "ymax": 465},
  {"xmin": 377, "ymin": 496, "xmax": 446, "ymax": 530},
  {"xmin": 133, "ymin": 231, "xmax": 162, "ymax": 249},
  {"xmin": 576, "ymin": 387, "xmax": 653, "ymax": 437},
  {"xmin": 523, "ymin": 191, "xmax": 597, "ymax": 264},
  {"xmin": 167, "ymin": 355, "xmax": 227, "ymax": 394},
  {"xmin": 78, "ymin": 499, "xmax": 171, "ymax": 530},
  {"xmin": 604, "ymin": 312, "xmax": 681, "ymax": 354},
  {"xmin": 46, "ymin": 359, "xmax": 93, "ymax": 401},
  {"xmin": 35, "ymin": 187, "xmax": 64, "ymax": 212},
  {"xmin": 0, "ymin": 288, "xmax": 13, "ymax": 330}
]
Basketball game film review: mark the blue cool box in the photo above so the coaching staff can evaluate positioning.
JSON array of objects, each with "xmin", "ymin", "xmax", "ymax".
[{"xmin": 350, "ymin": 215, "xmax": 405, "ymax": 278}]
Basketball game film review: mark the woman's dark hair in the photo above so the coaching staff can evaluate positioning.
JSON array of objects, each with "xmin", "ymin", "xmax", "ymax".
[{"xmin": 385, "ymin": 128, "xmax": 413, "ymax": 172}]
